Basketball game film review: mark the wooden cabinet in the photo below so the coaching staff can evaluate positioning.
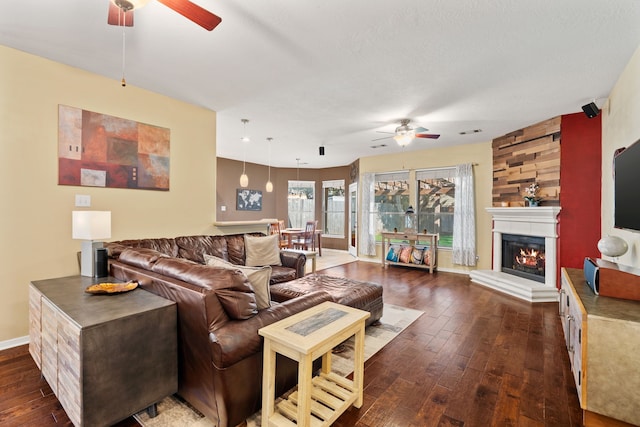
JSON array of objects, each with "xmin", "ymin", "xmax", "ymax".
[
  {"xmin": 560, "ymin": 268, "xmax": 640, "ymax": 426},
  {"xmin": 29, "ymin": 276, "xmax": 177, "ymax": 427},
  {"xmin": 381, "ymin": 232, "xmax": 438, "ymax": 273}
]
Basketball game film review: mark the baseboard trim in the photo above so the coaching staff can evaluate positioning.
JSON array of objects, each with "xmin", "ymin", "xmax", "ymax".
[{"xmin": 0, "ymin": 335, "xmax": 29, "ymax": 351}]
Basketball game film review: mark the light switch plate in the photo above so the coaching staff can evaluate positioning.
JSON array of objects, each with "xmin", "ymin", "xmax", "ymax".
[
  {"xmin": 221, "ymin": 205, "xmax": 227, "ymax": 212},
  {"xmin": 75, "ymin": 194, "xmax": 91, "ymax": 207}
]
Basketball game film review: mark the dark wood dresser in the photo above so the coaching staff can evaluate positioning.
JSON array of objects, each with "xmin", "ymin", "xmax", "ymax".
[{"xmin": 29, "ymin": 275, "xmax": 177, "ymax": 426}]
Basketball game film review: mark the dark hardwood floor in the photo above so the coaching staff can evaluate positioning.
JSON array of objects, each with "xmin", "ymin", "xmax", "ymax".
[{"xmin": 0, "ymin": 261, "xmax": 582, "ymax": 426}]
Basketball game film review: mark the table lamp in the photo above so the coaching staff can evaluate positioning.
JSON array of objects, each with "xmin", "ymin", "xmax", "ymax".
[{"xmin": 72, "ymin": 211, "xmax": 112, "ymax": 277}]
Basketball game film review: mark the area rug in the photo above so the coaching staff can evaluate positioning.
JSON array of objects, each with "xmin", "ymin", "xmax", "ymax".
[
  {"xmin": 314, "ymin": 249, "xmax": 357, "ymax": 272},
  {"xmin": 135, "ymin": 304, "xmax": 423, "ymax": 427}
]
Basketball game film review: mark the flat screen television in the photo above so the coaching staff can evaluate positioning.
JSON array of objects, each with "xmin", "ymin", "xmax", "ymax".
[{"xmin": 614, "ymin": 139, "xmax": 640, "ymax": 231}]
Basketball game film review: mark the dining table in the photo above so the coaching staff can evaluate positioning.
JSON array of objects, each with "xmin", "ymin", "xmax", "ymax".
[{"xmin": 280, "ymin": 228, "xmax": 322, "ymax": 256}]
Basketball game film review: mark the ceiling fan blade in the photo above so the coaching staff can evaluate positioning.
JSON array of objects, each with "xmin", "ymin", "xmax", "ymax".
[
  {"xmin": 108, "ymin": 1, "xmax": 134, "ymax": 26},
  {"xmin": 157, "ymin": 0, "xmax": 222, "ymax": 31},
  {"xmin": 414, "ymin": 126, "xmax": 429, "ymax": 133},
  {"xmin": 415, "ymin": 133, "xmax": 441, "ymax": 139}
]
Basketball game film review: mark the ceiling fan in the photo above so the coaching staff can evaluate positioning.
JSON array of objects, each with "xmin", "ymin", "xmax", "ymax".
[
  {"xmin": 108, "ymin": 0, "xmax": 222, "ymax": 31},
  {"xmin": 373, "ymin": 119, "xmax": 440, "ymax": 147}
]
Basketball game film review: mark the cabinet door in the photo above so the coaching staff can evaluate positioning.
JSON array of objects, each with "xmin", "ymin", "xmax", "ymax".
[
  {"xmin": 56, "ymin": 314, "xmax": 82, "ymax": 427},
  {"xmin": 40, "ymin": 299, "xmax": 59, "ymax": 395},
  {"xmin": 560, "ymin": 274, "xmax": 585, "ymax": 406},
  {"xmin": 567, "ymin": 291, "xmax": 584, "ymax": 405}
]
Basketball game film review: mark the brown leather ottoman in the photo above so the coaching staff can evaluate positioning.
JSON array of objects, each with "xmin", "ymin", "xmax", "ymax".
[{"xmin": 270, "ymin": 275, "xmax": 383, "ymax": 326}]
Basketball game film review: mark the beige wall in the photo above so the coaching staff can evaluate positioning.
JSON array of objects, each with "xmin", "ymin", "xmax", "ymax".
[
  {"xmin": 602, "ymin": 43, "xmax": 640, "ymax": 268},
  {"xmin": 357, "ymin": 141, "xmax": 493, "ymax": 273},
  {"xmin": 1, "ymin": 45, "xmax": 217, "ymax": 342}
]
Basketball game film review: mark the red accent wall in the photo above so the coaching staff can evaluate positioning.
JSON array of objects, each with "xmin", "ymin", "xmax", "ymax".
[{"xmin": 559, "ymin": 112, "xmax": 602, "ymax": 274}]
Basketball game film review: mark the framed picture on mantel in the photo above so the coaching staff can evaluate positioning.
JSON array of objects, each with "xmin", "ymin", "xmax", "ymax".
[{"xmin": 237, "ymin": 189, "xmax": 262, "ymax": 211}]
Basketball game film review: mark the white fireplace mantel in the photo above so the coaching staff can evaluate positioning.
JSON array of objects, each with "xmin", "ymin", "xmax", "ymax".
[{"xmin": 470, "ymin": 207, "xmax": 562, "ymax": 303}]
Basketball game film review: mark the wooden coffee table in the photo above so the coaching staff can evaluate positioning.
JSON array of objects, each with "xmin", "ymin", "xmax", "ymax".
[{"xmin": 259, "ymin": 301, "xmax": 370, "ymax": 427}]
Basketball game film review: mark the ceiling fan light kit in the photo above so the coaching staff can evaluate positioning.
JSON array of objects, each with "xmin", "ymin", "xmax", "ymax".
[
  {"xmin": 394, "ymin": 132, "xmax": 414, "ymax": 147},
  {"xmin": 373, "ymin": 119, "xmax": 440, "ymax": 147},
  {"xmin": 112, "ymin": 0, "xmax": 151, "ymax": 11}
]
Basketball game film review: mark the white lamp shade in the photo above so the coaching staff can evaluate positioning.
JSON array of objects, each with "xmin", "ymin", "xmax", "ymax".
[
  {"xmin": 266, "ymin": 180, "xmax": 273, "ymax": 192},
  {"xmin": 597, "ymin": 235, "xmax": 628, "ymax": 257},
  {"xmin": 240, "ymin": 173, "xmax": 249, "ymax": 187},
  {"xmin": 72, "ymin": 211, "xmax": 112, "ymax": 240},
  {"xmin": 394, "ymin": 131, "xmax": 414, "ymax": 147}
]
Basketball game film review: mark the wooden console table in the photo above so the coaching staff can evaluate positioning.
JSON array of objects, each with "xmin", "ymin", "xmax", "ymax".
[
  {"xmin": 29, "ymin": 276, "xmax": 177, "ymax": 426},
  {"xmin": 381, "ymin": 232, "xmax": 438, "ymax": 273},
  {"xmin": 560, "ymin": 268, "xmax": 640, "ymax": 426},
  {"xmin": 259, "ymin": 301, "xmax": 370, "ymax": 427}
]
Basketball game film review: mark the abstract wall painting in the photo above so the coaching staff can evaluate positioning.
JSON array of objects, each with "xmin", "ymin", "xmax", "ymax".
[{"xmin": 58, "ymin": 105, "xmax": 170, "ymax": 191}]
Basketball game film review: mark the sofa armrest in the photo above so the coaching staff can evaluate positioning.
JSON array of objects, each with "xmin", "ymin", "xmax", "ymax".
[
  {"xmin": 209, "ymin": 290, "xmax": 332, "ymax": 369},
  {"xmin": 279, "ymin": 251, "xmax": 306, "ymax": 279}
]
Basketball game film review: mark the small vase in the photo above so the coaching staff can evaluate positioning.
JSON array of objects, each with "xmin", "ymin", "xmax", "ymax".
[{"xmin": 527, "ymin": 200, "xmax": 539, "ymax": 207}]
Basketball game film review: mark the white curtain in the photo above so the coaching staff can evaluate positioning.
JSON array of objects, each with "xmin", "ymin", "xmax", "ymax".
[
  {"xmin": 361, "ymin": 173, "xmax": 377, "ymax": 256},
  {"xmin": 452, "ymin": 163, "xmax": 477, "ymax": 266}
]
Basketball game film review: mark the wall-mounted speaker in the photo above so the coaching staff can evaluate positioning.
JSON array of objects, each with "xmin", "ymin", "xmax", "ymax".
[
  {"xmin": 319, "ymin": 146, "xmax": 325, "ymax": 156},
  {"xmin": 582, "ymin": 102, "xmax": 600, "ymax": 118}
]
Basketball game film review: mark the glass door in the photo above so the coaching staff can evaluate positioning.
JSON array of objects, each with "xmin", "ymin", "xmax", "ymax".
[{"xmin": 349, "ymin": 182, "xmax": 357, "ymax": 256}]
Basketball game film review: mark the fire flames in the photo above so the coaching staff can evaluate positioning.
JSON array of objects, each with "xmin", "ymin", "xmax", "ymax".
[{"xmin": 515, "ymin": 248, "xmax": 545, "ymax": 268}]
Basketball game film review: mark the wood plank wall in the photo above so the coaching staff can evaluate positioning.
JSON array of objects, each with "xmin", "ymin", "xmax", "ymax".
[{"xmin": 492, "ymin": 116, "xmax": 561, "ymax": 207}]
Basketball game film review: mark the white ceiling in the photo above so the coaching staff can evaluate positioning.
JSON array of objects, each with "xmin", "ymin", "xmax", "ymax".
[{"xmin": 3, "ymin": 1, "xmax": 640, "ymax": 168}]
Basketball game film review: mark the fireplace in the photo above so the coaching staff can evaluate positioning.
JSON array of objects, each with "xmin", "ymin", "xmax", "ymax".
[
  {"xmin": 501, "ymin": 234, "xmax": 545, "ymax": 283},
  {"xmin": 469, "ymin": 207, "xmax": 561, "ymax": 303}
]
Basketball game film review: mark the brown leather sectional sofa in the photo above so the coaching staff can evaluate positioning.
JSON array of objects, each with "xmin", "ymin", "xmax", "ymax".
[
  {"xmin": 106, "ymin": 233, "xmax": 318, "ymax": 427},
  {"xmin": 106, "ymin": 233, "xmax": 382, "ymax": 427}
]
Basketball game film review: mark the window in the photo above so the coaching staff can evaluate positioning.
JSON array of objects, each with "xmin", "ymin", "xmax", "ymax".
[
  {"xmin": 287, "ymin": 180, "xmax": 315, "ymax": 228},
  {"xmin": 322, "ymin": 180, "xmax": 345, "ymax": 236},
  {"xmin": 371, "ymin": 172, "xmax": 410, "ymax": 242},
  {"xmin": 416, "ymin": 168, "xmax": 456, "ymax": 248}
]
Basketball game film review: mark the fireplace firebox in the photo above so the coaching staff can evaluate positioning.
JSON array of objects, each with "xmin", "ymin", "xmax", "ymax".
[{"xmin": 501, "ymin": 234, "xmax": 545, "ymax": 283}]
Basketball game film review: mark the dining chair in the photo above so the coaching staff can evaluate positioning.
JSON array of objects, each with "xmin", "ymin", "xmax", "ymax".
[
  {"xmin": 269, "ymin": 222, "xmax": 289, "ymax": 249},
  {"xmin": 292, "ymin": 221, "xmax": 316, "ymax": 251}
]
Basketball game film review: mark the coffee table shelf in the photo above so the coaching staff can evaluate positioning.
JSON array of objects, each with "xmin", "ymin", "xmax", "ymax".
[{"xmin": 259, "ymin": 301, "xmax": 369, "ymax": 427}]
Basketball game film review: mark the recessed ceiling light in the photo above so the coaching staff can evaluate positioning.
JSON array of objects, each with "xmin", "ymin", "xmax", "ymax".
[{"xmin": 459, "ymin": 129, "xmax": 482, "ymax": 135}]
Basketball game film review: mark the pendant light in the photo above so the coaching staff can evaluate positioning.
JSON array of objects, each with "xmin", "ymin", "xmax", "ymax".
[
  {"xmin": 239, "ymin": 119, "xmax": 249, "ymax": 187},
  {"xmin": 265, "ymin": 137, "xmax": 273, "ymax": 192},
  {"xmin": 288, "ymin": 158, "xmax": 306, "ymax": 199}
]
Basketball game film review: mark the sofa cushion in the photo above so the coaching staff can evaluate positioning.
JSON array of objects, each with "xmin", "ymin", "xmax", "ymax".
[
  {"xmin": 113, "ymin": 238, "xmax": 179, "ymax": 257},
  {"xmin": 204, "ymin": 254, "xmax": 272, "ymax": 309},
  {"xmin": 216, "ymin": 287, "xmax": 258, "ymax": 320},
  {"xmin": 105, "ymin": 242, "xmax": 129, "ymax": 259},
  {"xmin": 270, "ymin": 265, "xmax": 298, "ymax": 285},
  {"xmin": 150, "ymin": 257, "xmax": 199, "ymax": 277},
  {"xmin": 244, "ymin": 234, "xmax": 282, "ymax": 267},
  {"xmin": 176, "ymin": 235, "xmax": 228, "ymax": 264},
  {"xmin": 152, "ymin": 258, "xmax": 258, "ymax": 320},
  {"xmin": 119, "ymin": 248, "xmax": 170, "ymax": 270},
  {"xmin": 224, "ymin": 234, "xmax": 248, "ymax": 265}
]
